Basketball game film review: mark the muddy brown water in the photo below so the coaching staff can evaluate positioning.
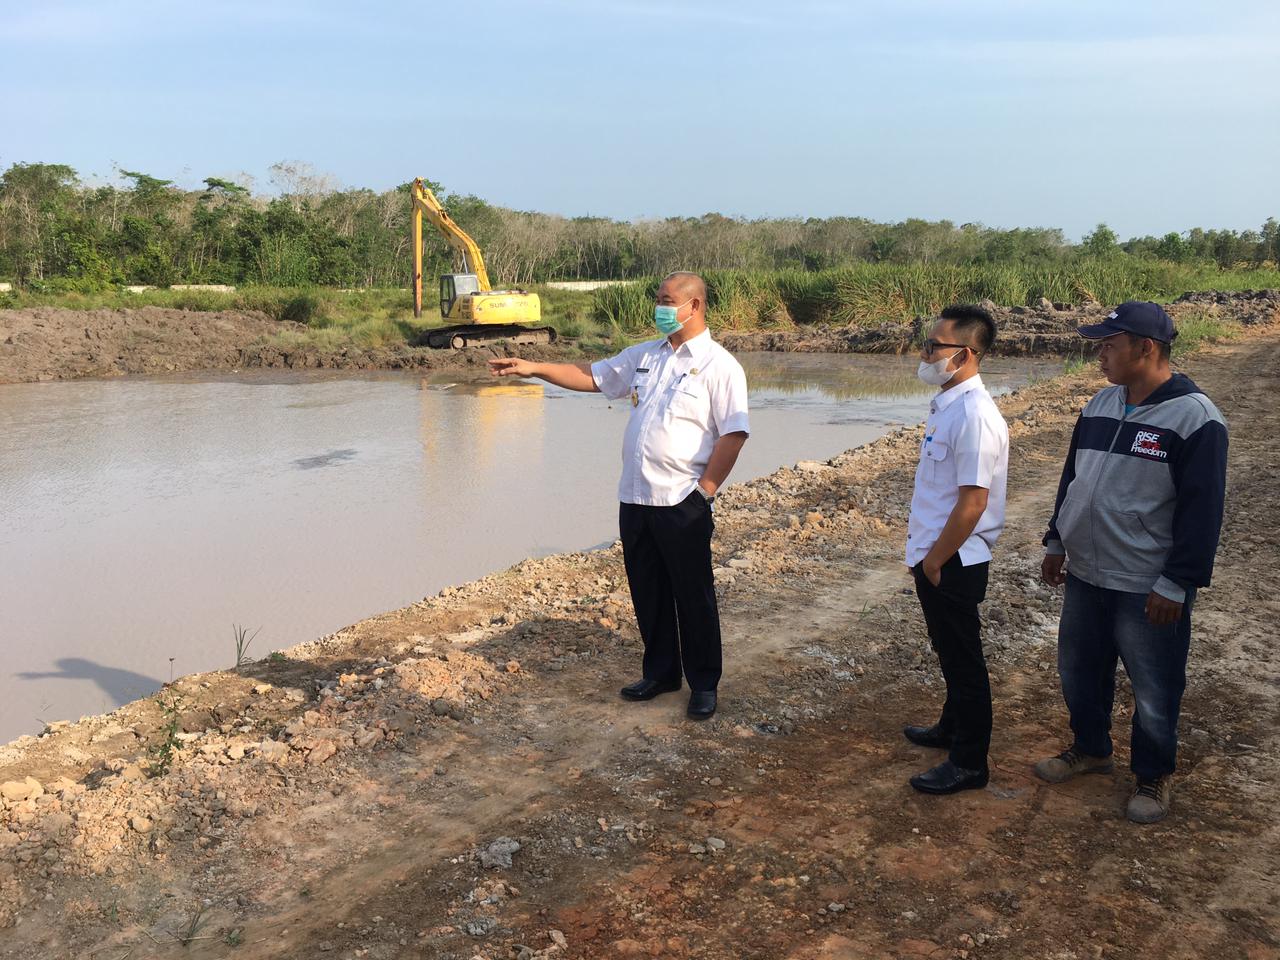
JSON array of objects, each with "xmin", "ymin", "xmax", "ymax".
[{"xmin": 0, "ymin": 353, "xmax": 1060, "ymax": 742}]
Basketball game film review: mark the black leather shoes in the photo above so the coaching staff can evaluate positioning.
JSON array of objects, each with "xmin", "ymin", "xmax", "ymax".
[
  {"xmin": 903, "ymin": 724, "xmax": 954, "ymax": 749},
  {"xmin": 620, "ymin": 678, "xmax": 681, "ymax": 701},
  {"xmin": 687, "ymin": 690, "xmax": 717, "ymax": 719},
  {"xmin": 909, "ymin": 760, "xmax": 989, "ymax": 795}
]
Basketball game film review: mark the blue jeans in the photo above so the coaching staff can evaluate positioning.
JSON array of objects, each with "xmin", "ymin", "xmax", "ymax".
[{"xmin": 1057, "ymin": 574, "xmax": 1195, "ymax": 781}]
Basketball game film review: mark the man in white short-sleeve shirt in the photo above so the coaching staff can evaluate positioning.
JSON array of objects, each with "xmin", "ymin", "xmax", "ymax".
[
  {"xmin": 901, "ymin": 304, "xmax": 1009, "ymax": 796},
  {"xmin": 489, "ymin": 272, "xmax": 749, "ymax": 719}
]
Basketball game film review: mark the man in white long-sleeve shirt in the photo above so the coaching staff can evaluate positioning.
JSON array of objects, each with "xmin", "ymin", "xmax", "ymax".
[{"xmin": 489, "ymin": 272, "xmax": 749, "ymax": 719}]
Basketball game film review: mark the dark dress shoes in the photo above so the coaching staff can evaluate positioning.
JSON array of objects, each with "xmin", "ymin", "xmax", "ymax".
[
  {"xmin": 909, "ymin": 759, "xmax": 989, "ymax": 795},
  {"xmin": 620, "ymin": 678, "xmax": 681, "ymax": 701},
  {"xmin": 903, "ymin": 723, "xmax": 954, "ymax": 749},
  {"xmin": 687, "ymin": 690, "xmax": 717, "ymax": 719}
]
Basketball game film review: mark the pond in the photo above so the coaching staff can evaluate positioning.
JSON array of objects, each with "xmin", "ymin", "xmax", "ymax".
[{"xmin": 0, "ymin": 352, "xmax": 1061, "ymax": 742}]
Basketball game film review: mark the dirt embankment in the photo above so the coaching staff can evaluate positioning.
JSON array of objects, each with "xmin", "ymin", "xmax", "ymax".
[
  {"xmin": 4, "ymin": 290, "xmax": 1279, "ymax": 386},
  {"xmin": 0, "ymin": 330, "xmax": 1276, "ymax": 959},
  {"xmin": 0, "ymin": 306, "xmax": 576, "ymax": 385},
  {"xmin": 719, "ymin": 289, "xmax": 1280, "ymax": 356}
]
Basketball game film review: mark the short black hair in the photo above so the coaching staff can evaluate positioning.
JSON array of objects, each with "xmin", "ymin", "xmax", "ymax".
[
  {"xmin": 939, "ymin": 304, "xmax": 996, "ymax": 356},
  {"xmin": 1127, "ymin": 332, "xmax": 1172, "ymax": 361}
]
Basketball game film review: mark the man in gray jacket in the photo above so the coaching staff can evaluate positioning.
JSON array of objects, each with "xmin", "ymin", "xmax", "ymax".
[{"xmin": 1036, "ymin": 301, "xmax": 1228, "ymax": 823}]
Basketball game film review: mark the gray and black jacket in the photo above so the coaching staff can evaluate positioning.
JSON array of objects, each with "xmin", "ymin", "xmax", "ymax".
[{"xmin": 1044, "ymin": 373, "xmax": 1227, "ymax": 603}]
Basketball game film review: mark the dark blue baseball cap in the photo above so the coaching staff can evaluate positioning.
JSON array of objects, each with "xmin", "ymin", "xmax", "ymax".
[{"xmin": 1077, "ymin": 301, "xmax": 1177, "ymax": 343}]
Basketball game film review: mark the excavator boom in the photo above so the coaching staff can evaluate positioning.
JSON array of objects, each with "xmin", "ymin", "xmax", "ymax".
[
  {"xmin": 411, "ymin": 178, "xmax": 490, "ymax": 287},
  {"xmin": 412, "ymin": 178, "xmax": 492, "ymax": 316}
]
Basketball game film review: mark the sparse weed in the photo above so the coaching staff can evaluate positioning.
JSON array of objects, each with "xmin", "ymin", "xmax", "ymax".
[
  {"xmin": 174, "ymin": 903, "xmax": 209, "ymax": 945},
  {"xmin": 146, "ymin": 688, "xmax": 183, "ymax": 778},
  {"xmin": 857, "ymin": 600, "xmax": 893, "ymax": 620},
  {"xmin": 1171, "ymin": 310, "xmax": 1238, "ymax": 357},
  {"xmin": 233, "ymin": 623, "xmax": 261, "ymax": 670}
]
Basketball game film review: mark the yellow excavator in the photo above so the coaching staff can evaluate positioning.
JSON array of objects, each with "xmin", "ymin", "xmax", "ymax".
[{"xmin": 411, "ymin": 178, "xmax": 557, "ymax": 349}]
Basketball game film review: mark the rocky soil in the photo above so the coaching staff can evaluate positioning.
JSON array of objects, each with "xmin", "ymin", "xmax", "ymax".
[
  {"xmin": 0, "ymin": 333, "xmax": 1276, "ymax": 959},
  {"xmin": 0, "ymin": 307, "xmax": 575, "ymax": 385},
  {"xmin": 719, "ymin": 289, "xmax": 1280, "ymax": 356}
]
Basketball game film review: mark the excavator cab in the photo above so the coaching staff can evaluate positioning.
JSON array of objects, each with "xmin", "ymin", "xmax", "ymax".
[{"xmin": 439, "ymin": 273, "xmax": 480, "ymax": 319}]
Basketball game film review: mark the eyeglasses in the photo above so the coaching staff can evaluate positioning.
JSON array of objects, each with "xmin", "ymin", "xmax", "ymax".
[{"xmin": 922, "ymin": 339, "xmax": 973, "ymax": 356}]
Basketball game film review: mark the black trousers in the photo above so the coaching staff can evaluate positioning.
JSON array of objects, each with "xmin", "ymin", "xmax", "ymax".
[
  {"xmin": 911, "ymin": 554, "xmax": 991, "ymax": 770},
  {"xmin": 619, "ymin": 491, "xmax": 721, "ymax": 692}
]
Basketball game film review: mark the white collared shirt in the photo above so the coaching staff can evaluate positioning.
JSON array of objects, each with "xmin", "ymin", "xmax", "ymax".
[
  {"xmin": 592, "ymin": 329, "xmax": 750, "ymax": 506},
  {"xmin": 905, "ymin": 374, "xmax": 1009, "ymax": 568}
]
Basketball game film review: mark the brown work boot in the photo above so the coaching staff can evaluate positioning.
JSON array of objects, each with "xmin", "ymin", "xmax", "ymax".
[
  {"xmin": 1033, "ymin": 745, "xmax": 1114, "ymax": 784},
  {"xmin": 1126, "ymin": 777, "xmax": 1173, "ymax": 824}
]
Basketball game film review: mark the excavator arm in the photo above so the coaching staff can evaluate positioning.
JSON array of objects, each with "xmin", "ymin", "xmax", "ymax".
[
  {"xmin": 407, "ymin": 176, "xmax": 548, "ymax": 347},
  {"xmin": 412, "ymin": 178, "xmax": 491, "ymax": 317}
]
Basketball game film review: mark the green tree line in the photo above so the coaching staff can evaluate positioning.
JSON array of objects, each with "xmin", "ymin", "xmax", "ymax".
[{"xmin": 1, "ymin": 162, "xmax": 1276, "ymax": 290}]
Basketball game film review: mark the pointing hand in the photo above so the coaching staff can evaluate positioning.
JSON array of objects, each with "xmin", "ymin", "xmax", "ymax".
[{"xmin": 488, "ymin": 357, "xmax": 534, "ymax": 378}]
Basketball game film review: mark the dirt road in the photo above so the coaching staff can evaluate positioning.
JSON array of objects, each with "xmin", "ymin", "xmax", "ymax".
[{"xmin": 0, "ymin": 336, "xmax": 1275, "ymax": 959}]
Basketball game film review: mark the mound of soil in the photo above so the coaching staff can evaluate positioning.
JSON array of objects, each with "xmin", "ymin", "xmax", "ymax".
[
  {"xmin": 0, "ymin": 306, "xmax": 575, "ymax": 385},
  {"xmin": 0, "ymin": 306, "xmax": 291, "ymax": 383},
  {"xmin": 719, "ymin": 289, "xmax": 1280, "ymax": 357}
]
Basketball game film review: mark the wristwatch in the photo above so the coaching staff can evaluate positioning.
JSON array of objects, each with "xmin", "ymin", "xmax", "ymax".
[{"xmin": 696, "ymin": 485, "xmax": 715, "ymax": 503}]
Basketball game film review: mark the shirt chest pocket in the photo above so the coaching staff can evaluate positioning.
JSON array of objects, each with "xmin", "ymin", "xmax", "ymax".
[
  {"xmin": 923, "ymin": 439, "xmax": 952, "ymax": 480},
  {"xmin": 665, "ymin": 384, "xmax": 709, "ymax": 424}
]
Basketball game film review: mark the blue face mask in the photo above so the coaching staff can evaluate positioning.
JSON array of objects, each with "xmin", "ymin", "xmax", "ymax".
[{"xmin": 654, "ymin": 298, "xmax": 693, "ymax": 336}]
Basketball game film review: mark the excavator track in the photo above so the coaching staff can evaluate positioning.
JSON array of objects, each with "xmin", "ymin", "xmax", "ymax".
[{"xmin": 422, "ymin": 325, "xmax": 558, "ymax": 350}]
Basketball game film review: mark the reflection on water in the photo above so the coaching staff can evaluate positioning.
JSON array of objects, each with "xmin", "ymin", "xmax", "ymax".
[
  {"xmin": 742, "ymin": 353, "xmax": 934, "ymax": 400},
  {"xmin": 740, "ymin": 352, "xmax": 1062, "ymax": 402},
  {"xmin": 417, "ymin": 380, "xmax": 549, "ymax": 488},
  {"xmin": 0, "ymin": 353, "xmax": 1060, "ymax": 742}
]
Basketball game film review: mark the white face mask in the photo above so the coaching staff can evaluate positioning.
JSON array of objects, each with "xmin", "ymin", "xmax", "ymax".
[{"xmin": 916, "ymin": 348, "xmax": 964, "ymax": 387}]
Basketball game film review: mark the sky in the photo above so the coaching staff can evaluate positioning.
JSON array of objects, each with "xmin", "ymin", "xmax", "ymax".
[{"xmin": 3, "ymin": 0, "xmax": 1278, "ymax": 239}]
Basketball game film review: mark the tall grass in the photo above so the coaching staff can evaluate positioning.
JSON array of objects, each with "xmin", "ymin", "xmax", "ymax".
[
  {"xmin": 592, "ymin": 261, "xmax": 1280, "ymax": 335},
  {"xmin": 593, "ymin": 280, "xmax": 657, "ymax": 335}
]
